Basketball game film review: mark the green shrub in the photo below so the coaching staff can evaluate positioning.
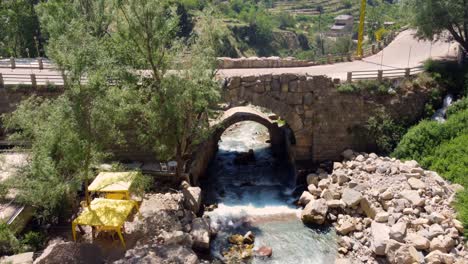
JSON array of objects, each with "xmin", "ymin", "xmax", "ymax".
[
  {"xmin": 0, "ymin": 223, "xmax": 20, "ymax": 256},
  {"xmin": 20, "ymin": 231, "xmax": 45, "ymax": 252},
  {"xmin": 447, "ymin": 97, "xmax": 468, "ymax": 117},
  {"xmin": 365, "ymin": 109, "xmax": 406, "ymax": 154},
  {"xmin": 455, "ymin": 190, "xmax": 468, "ymax": 236},
  {"xmin": 392, "ymin": 108, "xmax": 468, "ymax": 162},
  {"xmin": 337, "ymin": 79, "xmax": 396, "ymax": 95},
  {"xmin": 424, "ymin": 134, "xmax": 468, "ymax": 185}
]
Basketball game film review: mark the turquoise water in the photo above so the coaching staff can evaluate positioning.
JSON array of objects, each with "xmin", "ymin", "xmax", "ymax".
[{"xmin": 202, "ymin": 121, "xmax": 337, "ymax": 263}]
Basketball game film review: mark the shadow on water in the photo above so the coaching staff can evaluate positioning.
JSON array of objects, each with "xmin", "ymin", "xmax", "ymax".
[{"xmin": 201, "ymin": 121, "xmax": 337, "ymax": 263}]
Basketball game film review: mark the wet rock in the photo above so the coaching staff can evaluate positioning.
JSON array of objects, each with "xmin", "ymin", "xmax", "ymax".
[
  {"xmin": 306, "ymin": 174, "xmax": 319, "ymax": 187},
  {"xmin": 243, "ymin": 231, "xmax": 255, "ymax": 244},
  {"xmin": 234, "ymin": 149, "xmax": 255, "ymax": 165},
  {"xmin": 336, "ymin": 220, "xmax": 356, "ymax": 235},
  {"xmin": 255, "ymin": 246, "xmax": 272, "ymax": 258},
  {"xmin": 342, "ymin": 188, "xmax": 362, "ymax": 207},
  {"xmin": 301, "ymin": 198, "xmax": 328, "ymax": 225},
  {"xmin": 190, "ymin": 218, "xmax": 211, "ymax": 251},
  {"xmin": 298, "ymin": 191, "xmax": 314, "ymax": 206}
]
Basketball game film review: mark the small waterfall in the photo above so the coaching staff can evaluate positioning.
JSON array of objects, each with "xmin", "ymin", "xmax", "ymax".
[
  {"xmin": 432, "ymin": 94, "xmax": 454, "ymax": 123},
  {"xmin": 201, "ymin": 121, "xmax": 336, "ymax": 263}
]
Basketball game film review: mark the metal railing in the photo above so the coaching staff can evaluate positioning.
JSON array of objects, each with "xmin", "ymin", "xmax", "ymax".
[{"xmin": 346, "ymin": 66, "xmax": 424, "ymax": 82}]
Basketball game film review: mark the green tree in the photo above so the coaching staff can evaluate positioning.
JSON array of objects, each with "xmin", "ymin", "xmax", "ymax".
[
  {"xmin": 0, "ymin": 0, "xmax": 41, "ymax": 57},
  {"xmin": 113, "ymin": 0, "xmax": 221, "ymax": 179},
  {"xmin": 3, "ymin": 0, "xmax": 128, "ymax": 220},
  {"xmin": 407, "ymin": 0, "xmax": 468, "ymax": 52}
]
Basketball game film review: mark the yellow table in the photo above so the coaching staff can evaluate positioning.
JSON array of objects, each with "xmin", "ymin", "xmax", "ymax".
[
  {"xmin": 72, "ymin": 198, "xmax": 138, "ymax": 247},
  {"xmin": 88, "ymin": 172, "xmax": 138, "ymax": 200}
]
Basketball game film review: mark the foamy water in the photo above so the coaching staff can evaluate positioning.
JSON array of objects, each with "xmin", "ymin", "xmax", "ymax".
[{"xmin": 202, "ymin": 121, "xmax": 337, "ymax": 263}]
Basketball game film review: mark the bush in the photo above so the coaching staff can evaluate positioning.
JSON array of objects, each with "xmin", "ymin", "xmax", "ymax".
[
  {"xmin": 392, "ymin": 108, "xmax": 468, "ymax": 162},
  {"xmin": 447, "ymin": 97, "xmax": 468, "ymax": 117},
  {"xmin": 455, "ymin": 190, "xmax": 468, "ymax": 236},
  {"xmin": 20, "ymin": 231, "xmax": 45, "ymax": 252},
  {"xmin": 337, "ymin": 79, "xmax": 395, "ymax": 95},
  {"xmin": 424, "ymin": 134, "xmax": 468, "ymax": 185},
  {"xmin": 365, "ymin": 109, "xmax": 406, "ymax": 154},
  {"xmin": 0, "ymin": 223, "xmax": 20, "ymax": 256}
]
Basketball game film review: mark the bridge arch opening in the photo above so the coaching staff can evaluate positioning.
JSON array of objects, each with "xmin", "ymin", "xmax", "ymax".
[{"xmin": 189, "ymin": 106, "xmax": 297, "ymax": 185}]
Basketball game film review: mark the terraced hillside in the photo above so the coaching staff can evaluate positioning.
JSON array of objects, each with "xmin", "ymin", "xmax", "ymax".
[{"xmin": 270, "ymin": 0, "xmax": 361, "ymax": 18}]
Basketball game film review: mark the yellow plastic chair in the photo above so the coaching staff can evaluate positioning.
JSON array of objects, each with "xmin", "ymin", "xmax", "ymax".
[{"xmin": 105, "ymin": 192, "xmax": 127, "ymax": 200}]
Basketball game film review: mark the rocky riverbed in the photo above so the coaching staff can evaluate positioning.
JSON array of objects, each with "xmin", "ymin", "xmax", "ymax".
[{"xmin": 299, "ymin": 149, "xmax": 468, "ymax": 264}]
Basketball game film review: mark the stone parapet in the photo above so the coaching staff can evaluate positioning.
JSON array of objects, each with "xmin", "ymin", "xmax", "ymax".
[{"xmin": 217, "ymin": 57, "xmax": 316, "ymax": 69}]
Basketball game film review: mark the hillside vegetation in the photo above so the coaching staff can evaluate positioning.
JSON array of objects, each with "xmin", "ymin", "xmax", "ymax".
[{"xmin": 0, "ymin": 0, "xmax": 403, "ymax": 60}]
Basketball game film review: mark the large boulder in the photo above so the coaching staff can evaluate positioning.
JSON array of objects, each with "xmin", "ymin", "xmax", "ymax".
[
  {"xmin": 301, "ymin": 199, "xmax": 328, "ymax": 225},
  {"xmin": 360, "ymin": 197, "xmax": 377, "ymax": 219},
  {"xmin": 115, "ymin": 244, "xmax": 199, "ymax": 264},
  {"xmin": 183, "ymin": 186, "xmax": 202, "ymax": 214},
  {"xmin": 385, "ymin": 239, "xmax": 423, "ymax": 264},
  {"xmin": 190, "ymin": 218, "xmax": 211, "ymax": 251},
  {"xmin": 429, "ymin": 235, "xmax": 456, "ymax": 253},
  {"xmin": 298, "ymin": 191, "xmax": 314, "ymax": 206},
  {"xmin": 390, "ymin": 222, "xmax": 407, "ymax": 242},
  {"xmin": 400, "ymin": 190, "xmax": 424, "ymax": 207},
  {"xmin": 34, "ymin": 241, "xmax": 103, "ymax": 264},
  {"xmin": 1, "ymin": 252, "xmax": 33, "ymax": 264},
  {"xmin": 371, "ymin": 221, "xmax": 390, "ymax": 256},
  {"xmin": 341, "ymin": 188, "xmax": 363, "ymax": 207},
  {"xmin": 405, "ymin": 233, "xmax": 430, "ymax": 250}
]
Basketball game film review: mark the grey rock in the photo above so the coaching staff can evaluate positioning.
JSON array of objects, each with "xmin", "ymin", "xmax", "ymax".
[{"xmin": 342, "ymin": 188, "xmax": 363, "ymax": 207}]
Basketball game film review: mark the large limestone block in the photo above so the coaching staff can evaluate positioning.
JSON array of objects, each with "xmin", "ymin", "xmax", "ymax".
[
  {"xmin": 183, "ymin": 186, "xmax": 202, "ymax": 214},
  {"xmin": 342, "ymin": 188, "xmax": 363, "ymax": 207},
  {"xmin": 301, "ymin": 198, "xmax": 328, "ymax": 225},
  {"xmin": 400, "ymin": 190, "xmax": 424, "ymax": 207},
  {"xmin": 371, "ymin": 221, "xmax": 390, "ymax": 256},
  {"xmin": 190, "ymin": 218, "xmax": 211, "ymax": 251}
]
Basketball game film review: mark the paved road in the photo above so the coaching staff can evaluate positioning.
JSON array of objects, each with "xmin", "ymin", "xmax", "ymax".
[
  {"xmin": 0, "ymin": 30, "xmax": 458, "ymax": 85},
  {"xmin": 218, "ymin": 30, "xmax": 458, "ymax": 80}
]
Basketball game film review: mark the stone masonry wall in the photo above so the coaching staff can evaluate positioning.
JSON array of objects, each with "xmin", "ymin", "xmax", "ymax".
[{"xmin": 222, "ymin": 74, "xmax": 433, "ymax": 162}]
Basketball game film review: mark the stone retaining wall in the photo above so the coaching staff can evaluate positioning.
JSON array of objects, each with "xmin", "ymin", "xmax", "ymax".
[{"xmin": 217, "ymin": 57, "xmax": 316, "ymax": 69}]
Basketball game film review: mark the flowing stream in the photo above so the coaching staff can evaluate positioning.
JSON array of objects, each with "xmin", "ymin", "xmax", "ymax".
[
  {"xmin": 201, "ymin": 121, "xmax": 337, "ymax": 264},
  {"xmin": 432, "ymin": 94, "xmax": 454, "ymax": 122}
]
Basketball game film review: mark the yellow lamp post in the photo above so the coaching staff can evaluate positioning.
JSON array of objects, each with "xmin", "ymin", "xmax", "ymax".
[{"xmin": 357, "ymin": 0, "xmax": 367, "ymax": 57}]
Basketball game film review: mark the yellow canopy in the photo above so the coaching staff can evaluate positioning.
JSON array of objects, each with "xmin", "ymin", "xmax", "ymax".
[
  {"xmin": 73, "ymin": 198, "xmax": 136, "ymax": 227},
  {"xmin": 88, "ymin": 172, "xmax": 137, "ymax": 193}
]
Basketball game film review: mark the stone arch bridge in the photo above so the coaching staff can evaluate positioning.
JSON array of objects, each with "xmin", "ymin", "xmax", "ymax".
[{"xmin": 189, "ymin": 73, "xmax": 434, "ymax": 184}]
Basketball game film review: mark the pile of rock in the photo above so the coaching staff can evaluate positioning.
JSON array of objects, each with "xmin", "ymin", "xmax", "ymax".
[{"xmin": 299, "ymin": 149, "xmax": 468, "ymax": 263}]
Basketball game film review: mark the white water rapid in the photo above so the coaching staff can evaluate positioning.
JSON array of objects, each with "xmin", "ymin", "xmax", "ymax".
[{"xmin": 201, "ymin": 121, "xmax": 337, "ymax": 264}]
